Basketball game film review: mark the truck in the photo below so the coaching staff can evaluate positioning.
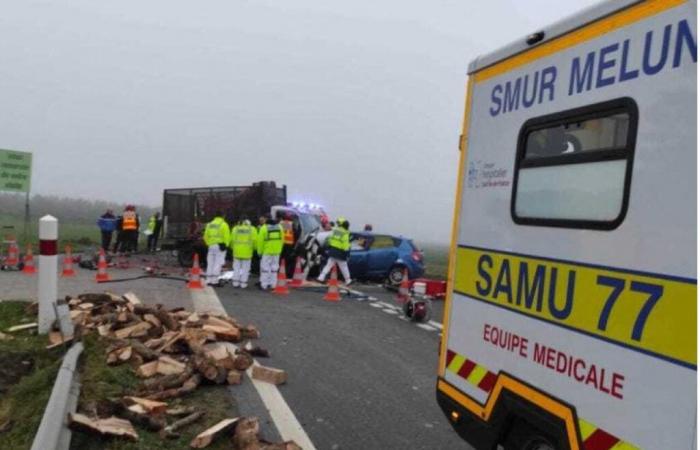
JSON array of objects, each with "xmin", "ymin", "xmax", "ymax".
[
  {"xmin": 437, "ymin": 1, "xmax": 696, "ymax": 449},
  {"xmin": 161, "ymin": 181, "xmax": 325, "ymax": 267}
]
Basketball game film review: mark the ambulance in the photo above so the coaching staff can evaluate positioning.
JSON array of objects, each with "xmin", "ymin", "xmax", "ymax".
[{"xmin": 436, "ymin": 1, "xmax": 696, "ymax": 449}]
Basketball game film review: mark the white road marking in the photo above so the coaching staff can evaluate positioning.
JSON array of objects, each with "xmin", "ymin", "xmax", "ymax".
[
  {"xmin": 428, "ymin": 320, "xmax": 443, "ymax": 330},
  {"xmin": 191, "ymin": 287, "xmax": 316, "ymax": 450},
  {"xmin": 370, "ymin": 303, "xmax": 383, "ymax": 308},
  {"xmin": 417, "ymin": 323, "xmax": 437, "ymax": 331},
  {"xmin": 382, "ymin": 309, "xmax": 398, "ymax": 315}
]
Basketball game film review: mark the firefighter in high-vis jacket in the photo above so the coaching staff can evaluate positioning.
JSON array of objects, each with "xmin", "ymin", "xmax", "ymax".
[
  {"xmin": 317, "ymin": 217, "xmax": 352, "ymax": 285},
  {"xmin": 203, "ymin": 211, "xmax": 230, "ymax": 285},
  {"xmin": 121, "ymin": 205, "xmax": 140, "ymax": 253},
  {"xmin": 257, "ymin": 215, "xmax": 284, "ymax": 290},
  {"xmin": 279, "ymin": 212, "xmax": 299, "ymax": 279},
  {"xmin": 229, "ymin": 218, "xmax": 257, "ymax": 288}
]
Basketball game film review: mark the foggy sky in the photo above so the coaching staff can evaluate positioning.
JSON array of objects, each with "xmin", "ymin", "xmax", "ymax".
[{"xmin": 0, "ymin": 0, "xmax": 599, "ymax": 244}]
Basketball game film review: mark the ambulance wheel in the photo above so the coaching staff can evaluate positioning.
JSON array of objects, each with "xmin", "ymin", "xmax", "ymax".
[
  {"xmin": 387, "ymin": 266, "xmax": 405, "ymax": 286},
  {"xmin": 502, "ymin": 420, "xmax": 558, "ymax": 450}
]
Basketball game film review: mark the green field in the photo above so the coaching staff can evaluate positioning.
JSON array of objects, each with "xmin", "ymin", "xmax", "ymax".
[
  {"xmin": 0, "ymin": 215, "xmax": 102, "ymax": 250},
  {"xmin": 420, "ymin": 244, "xmax": 449, "ymax": 279}
]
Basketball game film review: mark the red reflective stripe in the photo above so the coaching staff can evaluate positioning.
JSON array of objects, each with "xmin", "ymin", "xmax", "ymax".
[
  {"xmin": 39, "ymin": 240, "xmax": 57, "ymax": 256},
  {"xmin": 457, "ymin": 359, "xmax": 476, "ymax": 379},
  {"xmin": 477, "ymin": 371, "xmax": 497, "ymax": 393},
  {"xmin": 446, "ymin": 350, "xmax": 456, "ymax": 367},
  {"xmin": 583, "ymin": 429, "xmax": 620, "ymax": 450}
]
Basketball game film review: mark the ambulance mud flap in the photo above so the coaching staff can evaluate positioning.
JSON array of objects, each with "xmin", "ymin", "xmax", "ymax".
[{"xmin": 437, "ymin": 374, "xmax": 577, "ymax": 450}]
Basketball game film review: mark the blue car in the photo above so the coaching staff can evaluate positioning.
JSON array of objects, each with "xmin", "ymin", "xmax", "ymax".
[{"xmin": 347, "ymin": 232, "xmax": 425, "ymax": 285}]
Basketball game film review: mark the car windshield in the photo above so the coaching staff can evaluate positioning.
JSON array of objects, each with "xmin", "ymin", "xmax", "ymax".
[{"xmin": 298, "ymin": 213, "xmax": 320, "ymax": 233}]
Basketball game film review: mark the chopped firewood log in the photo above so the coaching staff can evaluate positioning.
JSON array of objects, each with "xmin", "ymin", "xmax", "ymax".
[
  {"xmin": 201, "ymin": 316, "xmax": 237, "ymax": 330},
  {"xmin": 233, "ymin": 417, "xmax": 260, "ymax": 450},
  {"xmin": 251, "ymin": 365, "xmax": 287, "ymax": 385},
  {"xmin": 127, "ymin": 404, "xmax": 147, "ymax": 415},
  {"xmin": 146, "ymin": 374, "xmax": 200, "ymax": 401},
  {"xmin": 68, "ymin": 413, "xmax": 138, "ymax": 441},
  {"xmin": 122, "ymin": 292, "xmax": 143, "ymax": 312},
  {"xmin": 97, "ymin": 324, "xmax": 112, "ymax": 337},
  {"xmin": 193, "ymin": 355, "xmax": 228, "ymax": 384},
  {"xmin": 202, "ymin": 325, "xmax": 240, "ymax": 342},
  {"xmin": 68, "ymin": 298, "xmax": 83, "ymax": 307},
  {"xmin": 172, "ymin": 311, "xmax": 192, "ymax": 320},
  {"xmin": 144, "ymin": 336, "xmax": 167, "ymax": 349},
  {"xmin": 260, "ymin": 441, "xmax": 303, "ymax": 450},
  {"xmin": 190, "ymin": 417, "xmax": 240, "ymax": 448},
  {"xmin": 143, "ymin": 314, "xmax": 162, "ymax": 328},
  {"xmin": 48, "ymin": 331, "xmax": 72, "ymax": 346},
  {"xmin": 107, "ymin": 346, "xmax": 132, "ymax": 365},
  {"xmin": 78, "ymin": 293, "xmax": 117, "ymax": 304},
  {"xmin": 127, "ymin": 339, "xmax": 159, "ymax": 361},
  {"xmin": 77, "ymin": 302, "xmax": 96, "ymax": 311},
  {"xmin": 123, "ymin": 397, "xmax": 167, "ymax": 415},
  {"xmin": 240, "ymin": 325, "xmax": 260, "ymax": 340},
  {"xmin": 7, "ymin": 323, "xmax": 38, "ymax": 333},
  {"xmin": 203, "ymin": 343, "xmax": 236, "ymax": 370},
  {"xmin": 243, "ymin": 341, "xmax": 270, "ymax": 358},
  {"xmin": 157, "ymin": 356, "xmax": 186, "ymax": 376},
  {"xmin": 166, "ymin": 406, "xmax": 197, "ymax": 417},
  {"xmin": 114, "ymin": 322, "xmax": 152, "ymax": 340},
  {"xmin": 137, "ymin": 360, "xmax": 160, "ymax": 378},
  {"xmin": 140, "ymin": 368, "xmax": 194, "ymax": 393},
  {"xmin": 133, "ymin": 305, "xmax": 179, "ymax": 331},
  {"xmin": 155, "ymin": 332, "xmax": 185, "ymax": 353},
  {"xmin": 98, "ymin": 400, "xmax": 166, "ymax": 432},
  {"xmin": 46, "ymin": 335, "xmax": 74, "ymax": 350},
  {"xmin": 70, "ymin": 310, "xmax": 87, "ymax": 326},
  {"xmin": 227, "ymin": 370, "xmax": 243, "ymax": 385},
  {"xmin": 233, "ymin": 353, "xmax": 254, "ymax": 371},
  {"xmin": 160, "ymin": 410, "xmax": 206, "ymax": 440}
]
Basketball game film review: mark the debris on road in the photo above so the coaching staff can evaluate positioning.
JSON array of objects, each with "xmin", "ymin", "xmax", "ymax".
[
  {"xmin": 6, "ymin": 322, "xmax": 38, "ymax": 333},
  {"xmin": 51, "ymin": 290, "xmax": 290, "ymax": 447}
]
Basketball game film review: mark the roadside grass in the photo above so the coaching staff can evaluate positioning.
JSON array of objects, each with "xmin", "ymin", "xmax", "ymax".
[
  {"xmin": 70, "ymin": 335, "xmax": 237, "ymax": 450},
  {"xmin": 0, "ymin": 301, "xmax": 63, "ymax": 450},
  {"xmin": 420, "ymin": 244, "xmax": 449, "ymax": 279},
  {"xmin": 0, "ymin": 215, "xmax": 101, "ymax": 250}
]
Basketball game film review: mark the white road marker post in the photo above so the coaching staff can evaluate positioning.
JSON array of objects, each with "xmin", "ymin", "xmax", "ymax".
[{"xmin": 38, "ymin": 215, "xmax": 59, "ymax": 334}]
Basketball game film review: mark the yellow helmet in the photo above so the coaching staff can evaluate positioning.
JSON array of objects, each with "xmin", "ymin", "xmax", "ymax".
[{"xmin": 336, "ymin": 216, "xmax": 346, "ymax": 224}]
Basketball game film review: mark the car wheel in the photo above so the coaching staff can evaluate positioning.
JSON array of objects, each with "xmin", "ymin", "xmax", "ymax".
[
  {"xmin": 503, "ymin": 420, "xmax": 559, "ymax": 450},
  {"xmin": 387, "ymin": 266, "xmax": 406, "ymax": 286}
]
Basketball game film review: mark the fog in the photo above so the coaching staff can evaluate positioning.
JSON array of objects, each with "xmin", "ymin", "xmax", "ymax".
[{"xmin": 0, "ymin": 0, "xmax": 599, "ymax": 244}]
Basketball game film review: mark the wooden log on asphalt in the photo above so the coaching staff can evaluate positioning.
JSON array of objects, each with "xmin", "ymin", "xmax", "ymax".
[
  {"xmin": 233, "ymin": 353, "xmax": 254, "ymax": 371},
  {"xmin": 193, "ymin": 355, "xmax": 228, "ymax": 384},
  {"xmin": 140, "ymin": 368, "xmax": 194, "ymax": 393},
  {"xmin": 251, "ymin": 365, "xmax": 287, "ymax": 385},
  {"xmin": 240, "ymin": 325, "xmax": 260, "ymax": 340},
  {"xmin": 233, "ymin": 417, "xmax": 260, "ymax": 450},
  {"xmin": 243, "ymin": 341, "xmax": 270, "ymax": 358},
  {"xmin": 227, "ymin": 370, "xmax": 243, "ymax": 385},
  {"xmin": 145, "ymin": 374, "xmax": 201, "ymax": 401},
  {"xmin": 160, "ymin": 410, "xmax": 206, "ymax": 440},
  {"xmin": 68, "ymin": 413, "xmax": 138, "ymax": 441},
  {"xmin": 133, "ymin": 305, "xmax": 180, "ymax": 331},
  {"xmin": 190, "ymin": 417, "xmax": 240, "ymax": 448},
  {"xmin": 202, "ymin": 325, "xmax": 241, "ymax": 342}
]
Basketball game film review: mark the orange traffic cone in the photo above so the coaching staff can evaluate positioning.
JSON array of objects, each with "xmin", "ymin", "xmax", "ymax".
[
  {"xmin": 61, "ymin": 245, "xmax": 76, "ymax": 277},
  {"xmin": 273, "ymin": 260, "xmax": 290, "ymax": 295},
  {"xmin": 187, "ymin": 253, "xmax": 204, "ymax": 289},
  {"xmin": 95, "ymin": 248, "xmax": 110, "ymax": 282},
  {"xmin": 22, "ymin": 245, "xmax": 36, "ymax": 275},
  {"xmin": 5, "ymin": 242, "xmax": 19, "ymax": 267},
  {"xmin": 323, "ymin": 264, "xmax": 341, "ymax": 302},
  {"xmin": 396, "ymin": 268, "xmax": 410, "ymax": 304},
  {"xmin": 289, "ymin": 257, "xmax": 304, "ymax": 287}
]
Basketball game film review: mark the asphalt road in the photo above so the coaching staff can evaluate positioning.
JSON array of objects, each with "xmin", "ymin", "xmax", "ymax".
[{"xmin": 217, "ymin": 282, "xmax": 470, "ymax": 450}]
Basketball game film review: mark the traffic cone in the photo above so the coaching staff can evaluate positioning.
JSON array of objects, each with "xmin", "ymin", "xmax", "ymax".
[
  {"xmin": 22, "ymin": 245, "xmax": 36, "ymax": 275},
  {"xmin": 396, "ymin": 268, "xmax": 410, "ymax": 304},
  {"xmin": 5, "ymin": 242, "xmax": 19, "ymax": 267},
  {"xmin": 289, "ymin": 257, "xmax": 304, "ymax": 287},
  {"xmin": 323, "ymin": 264, "xmax": 341, "ymax": 302},
  {"xmin": 273, "ymin": 260, "xmax": 290, "ymax": 295},
  {"xmin": 61, "ymin": 245, "xmax": 76, "ymax": 277},
  {"xmin": 187, "ymin": 253, "xmax": 204, "ymax": 289},
  {"xmin": 95, "ymin": 248, "xmax": 110, "ymax": 282}
]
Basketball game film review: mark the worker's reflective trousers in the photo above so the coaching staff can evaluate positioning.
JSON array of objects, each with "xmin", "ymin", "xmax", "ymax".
[
  {"xmin": 232, "ymin": 258, "xmax": 252, "ymax": 288},
  {"xmin": 260, "ymin": 254, "xmax": 280, "ymax": 289},
  {"xmin": 319, "ymin": 257, "xmax": 351, "ymax": 283},
  {"xmin": 206, "ymin": 244, "xmax": 226, "ymax": 284}
]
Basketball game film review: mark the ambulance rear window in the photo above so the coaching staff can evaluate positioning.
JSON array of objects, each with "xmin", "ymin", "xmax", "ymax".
[{"xmin": 511, "ymin": 97, "xmax": 638, "ymax": 230}]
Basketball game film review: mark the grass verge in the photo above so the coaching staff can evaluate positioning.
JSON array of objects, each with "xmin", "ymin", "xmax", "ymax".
[
  {"xmin": 421, "ymin": 244, "xmax": 449, "ymax": 279},
  {"xmin": 0, "ymin": 301, "xmax": 64, "ymax": 450},
  {"xmin": 70, "ymin": 335, "xmax": 237, "ymax": 450}
]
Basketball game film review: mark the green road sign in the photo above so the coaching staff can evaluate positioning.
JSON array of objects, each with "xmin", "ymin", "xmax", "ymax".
[{"xmin": 0, "ymin": 149, "xmax": 32, "ymax": 193}]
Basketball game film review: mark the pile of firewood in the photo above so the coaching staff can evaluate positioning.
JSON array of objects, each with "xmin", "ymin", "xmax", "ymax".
[{"xmin": 51, "ymin": 292, "xmax": 296, "ymax": 449}]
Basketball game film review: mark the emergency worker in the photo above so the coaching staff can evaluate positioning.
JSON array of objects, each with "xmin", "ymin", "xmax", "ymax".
[
  {"xmin": 257, "ymin": 215, "xmax": 284, "ymax": 290},
  {"xmin": 317, "ymin": 218, "xmax": 352, "ymax": 285},
  {"xmin": 229, "ymin": 218, "xmax": 257, "ymax": 288},
  {"xmin": 146, "ymin": 212, "xmax": 163, "ymax": 252},
  {"xmin": 279, "ymin": 212, "xmax": 299, "ymax": 278},
  {"xmin": 204, "ymin": 211, "xmax": 230, "ymax": 285},
  {"xmin": 121, "ymin": 205, "xmax": 140, "ymax": 253}
]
